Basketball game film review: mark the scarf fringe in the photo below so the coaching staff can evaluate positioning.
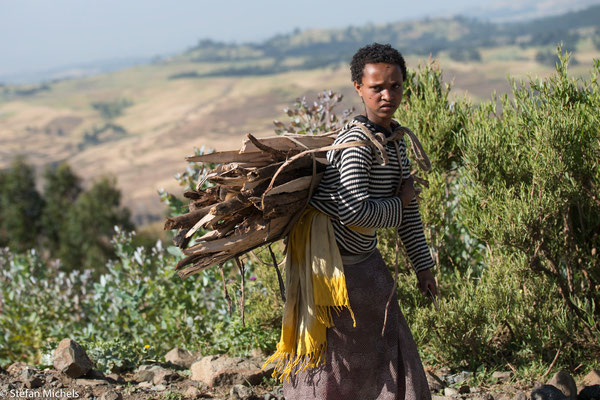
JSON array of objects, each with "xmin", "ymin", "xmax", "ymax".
[
  {"xmin": 262, "ymin": 342, "xmax": 327, "ymax": 382},
  {"xmin": 315, "ymin": 304, "xmax": 356, "ymax": 328}
]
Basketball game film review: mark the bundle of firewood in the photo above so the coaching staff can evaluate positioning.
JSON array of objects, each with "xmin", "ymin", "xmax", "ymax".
[
  {"xmin": 165, "ymin": 131, "xmax": 347, "ymax": 279},
  {"xmin": 165, "ymin": 121, "xmax": 431, "ymax": 281}
]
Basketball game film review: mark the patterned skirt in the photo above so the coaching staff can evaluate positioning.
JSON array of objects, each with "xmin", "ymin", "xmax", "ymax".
[{"xmin": 283, "ymin": 250, "xmax": 432, "ymax": 400}]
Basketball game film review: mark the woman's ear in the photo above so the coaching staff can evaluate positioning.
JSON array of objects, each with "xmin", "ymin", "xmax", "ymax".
[{"xmin": 353, "ymin": 80, "xmax": 362, "ymax": 97}]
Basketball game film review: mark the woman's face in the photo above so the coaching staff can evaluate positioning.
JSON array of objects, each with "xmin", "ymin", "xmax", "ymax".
[{"xmin": 353, "ymin": 63, "xmax": 404, "ymax": 128}]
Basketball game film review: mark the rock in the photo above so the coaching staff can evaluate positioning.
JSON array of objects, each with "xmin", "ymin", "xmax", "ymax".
[
  {"xmin": 426, "ymin": 370, "xmax": 446, "ymax": 392},
  {"xmin": 271, "ymin": 386, "xmax": 284, "ymax": 399},
  {"xmin": 184, "ymin": 385, "xmax": 201, "ymax": 399},
  {"xmin": 446, "ymin": 371, "xmax": 471, "ymax": 385},
  {"xmin": 191, "ymin": 355, "xmax": 269, "ymax": 387},
  {"xmin": 138, "ymin": 381, "xmax": 153, "ymax": 389},
  {"xmin": 513, "ymin": 391, "xmax": 528, "ymax": 400},
  {"xmin": 531, "ymin": 384, "xmax": 569, "ymax": 400},
  {"xmin": 165, "ymin": 347, "xmax": 198, "ymax": 369},
  {"xmin": 470, "ymin": 395, "xmax": 494, "ymax": 400},
  {"xmin": 582, "ymin": 370, "xmax": 600, "ymax": 387},
  {"xmin": 152, "ymin": 367, "xmax": 180, "ymax": 385},
  {"xmin": 24, "ymin": 376, "xmax": 44, "ymax": 389},
  {"xmin": 74, "ymin": 378, "xmax": 109, "ymax": 387},
  {"xmin": 492, "ymin": 371, "xmax": 513, "ymax": 383},
  {"xmin": 134, "ymin": 368, "xmax": 154, "ymax": 383},
  {"xmin": 133, "ymin": 364, "xmax": 175, "ymax": 383},
  {"xmin": 230, "ymin": 384, "xmax": 253, "ymax": 399},
  {"xmin": 7, "ymin": 362, "xmax": 28, "ymax": 376},
  {"xmin": 547, "ymin": 370, "xmax": 577, "ymax": 399},
  {"xmin": 99, "ymin": 390, "xmax": 123, "ymax": 400},
  {"xmin": 106, "ymin": 373, "xmax": 126, "ymax": 384},
  {"xmin": 444, "ymin": 387, "xmax": 459, "ymax": 397},
  {"xmin": 459, "ymin": 385, "xmax": 470, "ymax": 394},
  {"xmin": 53, "ymin": 339, "xmax": 94, "ymax": 378},
  {"xmin": 578, "ymin": 385, "xmax": 600, "ymax": 400},
  {"xmin": 431, "ymin": 396, "xmax": 453, "ymax": 400},
  {"xmin": 0, "ymin": 383, "xmax": 17, "ymax": 392},
  {"xmin": 151, "ymin": 384, "xmax": 167, "ymax": 391}
]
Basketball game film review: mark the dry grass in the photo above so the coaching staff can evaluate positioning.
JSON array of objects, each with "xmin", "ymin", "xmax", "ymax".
[{"xmin": 1, "ymin": 48, "xmax": 598, "ymax": 224}]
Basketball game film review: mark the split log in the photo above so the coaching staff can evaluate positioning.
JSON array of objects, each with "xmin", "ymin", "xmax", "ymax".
[
  {"xmin": 239, "ymin": 134, "xmax": 335, "ymax": 153},
  {"xmin": 186, "ymin": 151, "xmax": 273, "ymax": 164},
  {"xmin": 164, "ymin": 205, "xmax": 212, "ymax": 230}
]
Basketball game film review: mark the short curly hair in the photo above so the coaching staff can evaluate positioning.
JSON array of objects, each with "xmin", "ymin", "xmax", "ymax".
[{"xmin": 350, "ymin": 43, "xmax": 407, "ymax": 84}]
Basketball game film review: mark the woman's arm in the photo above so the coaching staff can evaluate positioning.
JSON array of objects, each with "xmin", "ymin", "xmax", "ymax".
[{"xmin": 396, "ymin": 143, "xmax": 435, "ymax": 273}]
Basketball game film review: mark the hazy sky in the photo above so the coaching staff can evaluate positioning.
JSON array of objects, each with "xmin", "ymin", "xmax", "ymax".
[{"xmin": 0, "ymin": 0, "xmax": 486, "ymax": 78}]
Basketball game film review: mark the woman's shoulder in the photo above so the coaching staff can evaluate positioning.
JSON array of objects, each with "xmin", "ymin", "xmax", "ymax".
[{"xmin": 333, "ymin": 116, "xmax": 386, "ymax": 146}]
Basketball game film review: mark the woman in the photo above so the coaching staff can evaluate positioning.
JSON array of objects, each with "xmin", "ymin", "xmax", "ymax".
[{"xmin": 267, "ymin": 43, "xmax": 437, "ymax": 400}]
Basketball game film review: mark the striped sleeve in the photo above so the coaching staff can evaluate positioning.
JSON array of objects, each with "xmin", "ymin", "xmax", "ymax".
[
  {"xmin": 396, "ymin": 145, "xmax": 435, "ymax": 273},
  {"xmin": 332, "ymin": 130, "xmax": 404, "ymax": 229}
]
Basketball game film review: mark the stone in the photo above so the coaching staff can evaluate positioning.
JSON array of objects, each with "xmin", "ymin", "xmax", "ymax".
[
  {"xmin": 184, "ymin": 385, "xmax": 201, "ymax": 399},
  {"xmin": 446, "ymin": 371, "xmax": 471, "ymax": 385},
  {"xmin": 492, "ymin": 371, "xmax": 513, "ymax": 383},
  {"xmin": 99, "ymin": 390, "xmax": 123, "ymax": 400},
  {"xmin": 582, "ymin": 370, "xmax": 600, "ymax": 387},
  {"xmin": 133, "ymin": 364, "xmax": 173, "ymax": 383},
  {"xmin": 578, "ymin": 385, "xmax": 600, "ymax": 400},
  {"xmin": 531, "ymin": 384, "xmax": 569, "ymax": 400},
  {"xmin": 53, "ymin": 339, "xmax": 94, "ymax": 378},
  {"xmin": 547, "ymin": 370, "xmax": 577, "ymax": 399},
  {"xmin": 459, "ymin": 385, "xmax": 470, "ymax": 394},
  {"xmin": 271, "ymin": 386, "xmax": 284, "ymax": 398},
  {"xmin": 165, "ymin": 347, "xmax": 198, "ymax": 369},
  {"xmin": 24, "ymin": 376, "xmax": 44, "ymax": 389},
  {"xmin": 191, "ymin": 355, "xmax": 269, "ymax": 388},
  {"xmin": 106, "ymin": 373, "xmax": 126, "ymax": 384},
  {"xmin": 513, "ymin": 391, "xmax": 528, "ymax": 400},
  {"xmin": 152, "ymin": 367, "xmax": 180, "ymax": 385},
  {"xmin": 426, "ymin": 370, "xmax": 446, "ymax": 392},
  {"xmin": 470, "ymin": 395, "xmax": 494, "ymax": 400},
  {"xmin": 138, "ymin": 381, "xmax": 153, "ymax": 389},
  {"xmin": 230, "ymin": 384, "xmax": 253, "ymax": 399},
  {"xmin": 444, "ymin": 387, "xmax": 459, "ymax": 397},
  {"xmin": 151, "ymin": 384, "xmax": 167, "ymax": 391},
  {"xmin": 74, "ymin": 378, "xmax": 109, "ymax": 387}
]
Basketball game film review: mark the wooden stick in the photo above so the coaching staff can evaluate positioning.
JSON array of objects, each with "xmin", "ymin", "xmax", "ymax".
[
  {"xmin": 235, "ymin": 257, "xmax": 246, "ymax": 328},
  {"xmin": 541, "ymin": 349, "xmax": 561, "ymax": 380},
  {"xmin": 164, "ymin": 205, "xmax": 211, "ymax": 230},
  {"xmin": 219, "ymin": 263, "xmax": 232, "ymax": 317},
  {"xmin": 268, "ymin": 244, "xmax": 286, "ymax": 302}
]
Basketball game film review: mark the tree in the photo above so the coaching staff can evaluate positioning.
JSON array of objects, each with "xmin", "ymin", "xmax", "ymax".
[
  {"xmin": 58, "ymin": 177, "xmax": 133, "ymax": 272},
  {"xmin": 0, "ymin": 157, "xmax": 45, "ymax": 252},
  {"xmin": 41, "ymin": 163, "xmax": 82, "ymax": 254}
]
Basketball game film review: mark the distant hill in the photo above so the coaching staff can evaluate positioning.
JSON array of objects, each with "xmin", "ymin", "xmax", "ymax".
[
  {"xmin": 1, "ymin": 5, "xmax": 599, "ymax": 226},
  {"xmin": 176, "ymin": 4, "xmax": 600, "ymax": 77}
]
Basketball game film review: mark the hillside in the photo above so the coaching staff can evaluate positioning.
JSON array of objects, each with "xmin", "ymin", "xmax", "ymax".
[{"xmin": 1, "ymin": 7, "xmax": 599, "ymax": 225}]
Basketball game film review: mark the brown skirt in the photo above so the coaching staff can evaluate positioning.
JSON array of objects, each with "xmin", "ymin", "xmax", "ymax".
[{"xmin": 283, "ymin": 250, "xmax": 432, "ymax": 400}]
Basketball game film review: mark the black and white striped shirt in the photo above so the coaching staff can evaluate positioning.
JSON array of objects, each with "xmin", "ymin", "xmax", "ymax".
[{"xmin": 309, "ymin": 115, "xmax": 435, "ymax": 273}]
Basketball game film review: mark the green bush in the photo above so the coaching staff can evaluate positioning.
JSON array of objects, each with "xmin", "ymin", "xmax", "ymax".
[{"xmin": 2, "ymin": 49, "xmax": 599, "ymax": 380}]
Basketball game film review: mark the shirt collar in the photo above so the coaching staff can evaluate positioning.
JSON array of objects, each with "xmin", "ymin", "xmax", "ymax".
[{"xmin": 354, "ymin": 115, "xmax": 399, "ymax": 138}]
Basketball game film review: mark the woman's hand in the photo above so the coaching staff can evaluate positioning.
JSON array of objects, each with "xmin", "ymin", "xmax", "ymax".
[
  {"xmin": 416, "ymin": 268, "xmax": 438, "ymax": 298},
  {"xmin": 398, "ymin": 176, "xmax": 416, "ymax": 208}
]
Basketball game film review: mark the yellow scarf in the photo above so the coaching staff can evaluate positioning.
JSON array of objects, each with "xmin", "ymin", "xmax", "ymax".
[{"xmin": 263, "ymin": 206, "xmax": 356, "ymax": 381}]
